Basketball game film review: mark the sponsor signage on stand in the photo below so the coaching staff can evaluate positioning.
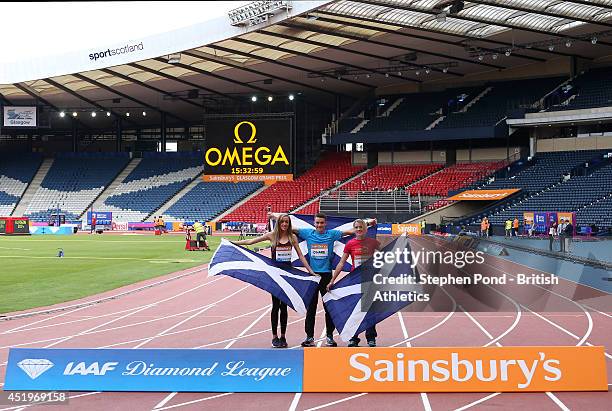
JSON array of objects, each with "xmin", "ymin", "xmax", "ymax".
[
  {"xmin": 3, "ymin": 106, "xmax": 37, "ymax": 127},
  {"xmin": 447, "ymin": 189, "xmax": 520, "ymax": 201}
]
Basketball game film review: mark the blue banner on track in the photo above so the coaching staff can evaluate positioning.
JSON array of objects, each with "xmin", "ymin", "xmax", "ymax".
[{"xmin": 4, "ymin": 348, "xmax": 303, "ymax": 392}]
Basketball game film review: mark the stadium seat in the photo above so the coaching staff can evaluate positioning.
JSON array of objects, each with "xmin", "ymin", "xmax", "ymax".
[
  {"xmin": 222, "ymin": 153, "xmax": 364, "ymax": 223},
  {"xmin": 0, "ymin": 154, "xmax": 42, "ymax": 216}
]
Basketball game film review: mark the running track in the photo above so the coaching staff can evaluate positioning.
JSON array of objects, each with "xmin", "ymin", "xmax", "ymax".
[{"xmin": 0, "ymin": 236, "xmax": 610, "ymax": 411}]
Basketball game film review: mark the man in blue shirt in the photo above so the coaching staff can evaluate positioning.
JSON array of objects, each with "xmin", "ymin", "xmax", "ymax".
[{"xmin": 270, "ymin": 212, "xmax": 375, "ymax": 347}]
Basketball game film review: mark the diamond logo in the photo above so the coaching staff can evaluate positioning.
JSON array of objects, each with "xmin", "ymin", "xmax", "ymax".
[{"xmin": 17, "ymin": 359, "xmax": 54, "ymax": 379}]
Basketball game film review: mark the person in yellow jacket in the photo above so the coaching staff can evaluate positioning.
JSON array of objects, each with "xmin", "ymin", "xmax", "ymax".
[
  {"xmin": 192, "ymin": 220, "xmax": 210, "ymax": 250},
  {"xmin": 505, "ymin": 219, "xmax": 512, "ymax": 237},
  {"xmin": 420, "ymin": 219, "xmax": 427, "ymax": 234}
]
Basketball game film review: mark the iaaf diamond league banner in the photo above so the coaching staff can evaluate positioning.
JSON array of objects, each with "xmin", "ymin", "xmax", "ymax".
[{"xmin": 4, "ymin": 348, "xmax": 303, "ymax": 392}]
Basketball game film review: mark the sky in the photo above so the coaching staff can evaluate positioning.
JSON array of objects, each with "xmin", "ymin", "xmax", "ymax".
[{"xmin": 0, "ymin": 1, "xmax": 250, "ymax": 63}]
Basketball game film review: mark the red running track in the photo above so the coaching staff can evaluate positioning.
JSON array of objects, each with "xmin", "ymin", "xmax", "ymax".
[{"xmin": 0, "ymin": 237, "xmax": 610, "ymax": 411}]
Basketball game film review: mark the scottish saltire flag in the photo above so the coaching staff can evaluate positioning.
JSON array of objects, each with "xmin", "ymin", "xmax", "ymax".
[
  {"xmin": 271, "ymin": 214, "xmax": 376, "ymax": 271},
  {"xmin": 323, "ymin": 235, "xmax": 421, "ymax": 341},
  {"xmin": 209, "ymin": 239, "xmax": 320, "ymax": 314}
]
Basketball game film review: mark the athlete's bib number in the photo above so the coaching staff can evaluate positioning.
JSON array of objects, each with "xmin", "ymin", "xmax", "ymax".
[
  {"xmin": 275, "ymin": 246, "xmax": 292, "ymax": 263},
  {"xmin": 311, "ymin": 244, "xmax": 329, "ymax": 259}
]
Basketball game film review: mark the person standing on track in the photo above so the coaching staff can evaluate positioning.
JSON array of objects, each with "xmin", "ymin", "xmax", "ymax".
[
  {"xmin": 269, "ymin": 212, "xmax": 375, "ymax": 347},
  {"xmin": 512, "ymin": 217, "xmax": 519, "ymax": 237},
  {"xmin": 558, "ymin": 219, "xmax": 566, "ymax": 252},
  {"xmin": 505, "ymin": 218, "xmax": 512, "ymax": 237},
  {"xmin": 549, "ymin": 221, "xmax": 557, "ymax": 251},
  {"xmin": 328, "ymin": 219, "xmax": 381, "ymax": 347},
  {"xmin": 233, "ymin": 214, "xmax": 316, "ymax": 348}
]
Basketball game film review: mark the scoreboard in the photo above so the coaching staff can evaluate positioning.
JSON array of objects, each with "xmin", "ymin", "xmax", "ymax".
[
  {"xmin": 12, "ymin": 219, "xmax": 30, "ymax": 234},
  {"xmin": 0, "ymin": 217, "xmax": 30, "ymax": 235},
  {"xmin": 203, "ymin": 118, "xmax": 293, "ymax": 183}
]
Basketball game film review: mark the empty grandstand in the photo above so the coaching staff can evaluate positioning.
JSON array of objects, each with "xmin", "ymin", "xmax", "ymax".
[
  {"xmin": 221, "ymin": 152, "xmax": 364, "ymax": 223},
  {"xmin": 0, "ymin": 155, "xmax": 41, "ymax": 216},
  {"xmin": 24, "ymin": 153, "xmax": 128, "ymax": 222},
  {"xmin": 101, "ymin": 153, "xmax": 203, "ymax": 222},
  {"xmin": 164, "ymin": 182, "xmax": 262, "ymax": 222}
]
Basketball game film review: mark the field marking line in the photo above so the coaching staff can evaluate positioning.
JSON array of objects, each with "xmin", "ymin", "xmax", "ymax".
[
  {"xmin": 302, "ymin": 394, "xmax": 369, "ymax": 411},
  {"xmin": 288, "ymin": 393, "xmax": 302, "ymax": 411},
  {"xmin": 453, "ymin": 393, "xmax": 501, "ymax": 411},
  {"xmin": 545, "ymin": 392, "xmax": 571, "ymax": 411},
  {"xmin": 153, "ymin": 392, "xmax": 177, "ymax": 410},
  {"xmin": 153, "ymin": 393, "xmax": 234, "ymax": 411},
  {"xmin": 150, "ymin": 294, "xmax": 272, "ymax": 410},
  {"xmin": 0, "ymin": 282, "xmax": 253, "ymax": 409},
  {"xmin": 1, "ymin": 264, "xmax": 215, "ymax": 322}
]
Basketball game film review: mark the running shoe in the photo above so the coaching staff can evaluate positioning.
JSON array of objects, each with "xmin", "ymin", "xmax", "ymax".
[
  {"xmin": 278, "ymin": 336, "xmax": 288, "ymax": 348},
  {"xmin": 301, "ymin": 337, "xmax": 315, "ymax": 347},
  {"xmin": 272, "ymin": 337, "xmax": 281, "ymax": 348},
  {"xmin": 348, "ymin": 338, "xmax": 360, "ymax": 347},
  {"xmin": 367, "ymin": 339, "xmax": 377, "ymax": 347},
  {"xmin": 325, "ymin": 336, "xmax": 338, "ymax": 347}
]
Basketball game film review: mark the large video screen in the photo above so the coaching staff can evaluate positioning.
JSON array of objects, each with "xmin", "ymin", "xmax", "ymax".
[{"xmin": 203, "ymin": 119, "xmax": 292, "ymax": 183}]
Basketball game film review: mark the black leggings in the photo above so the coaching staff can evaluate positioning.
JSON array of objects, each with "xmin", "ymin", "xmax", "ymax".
[{"xmin": 271, "ymin": 296, "xmax": 288, "ymax": 336}]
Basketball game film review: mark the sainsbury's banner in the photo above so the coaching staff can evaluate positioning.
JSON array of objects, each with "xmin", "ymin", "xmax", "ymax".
[
  {"xmin": 447, "ymin": 189, "xmax": 520, "ymax": 201},
  {"xmin": 303, "ymin": 347, "xmax": 607, "ymax": 393},
  {"xmin": 392, "ymin": 224, "xmax": 421, "ymax": 235},
  {"xmin": 5, "ymin": 347, "xmax": 606, "ymax": 393}
]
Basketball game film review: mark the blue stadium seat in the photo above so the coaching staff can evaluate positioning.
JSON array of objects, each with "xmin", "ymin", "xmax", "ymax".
[{"xmin": 165, "ymin": 182, "xmax": 263, "ymax": 221}]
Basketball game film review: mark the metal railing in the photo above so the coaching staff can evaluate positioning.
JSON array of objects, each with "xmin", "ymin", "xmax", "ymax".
[{"xmin": 320, "ymin": 190, "xmax": 437, "ymax": 213}]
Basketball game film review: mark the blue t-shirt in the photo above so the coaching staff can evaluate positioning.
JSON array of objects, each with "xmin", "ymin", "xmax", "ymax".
[{"xmin": 298, "ymin": 228, "xmax": 343, "ymax": 273}]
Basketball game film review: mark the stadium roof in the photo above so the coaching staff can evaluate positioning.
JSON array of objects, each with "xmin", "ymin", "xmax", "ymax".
[{"xmin": 2, "ymin": 0, "xmax": 612, "ymax": 127}]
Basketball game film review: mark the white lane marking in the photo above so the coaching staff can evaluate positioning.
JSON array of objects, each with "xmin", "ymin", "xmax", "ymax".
[
  {"xmin": 1, "ymin": 264, "xmax": 215, "ymax": 322},
  {"xmin": 153, "ymin": 393, "xmax": 234, "ymax": 410},
  {"xmin": 452, "ymin": 393, "xmax": 501, "ymax": 411},
  {"xmin": 0, "ymin": 276, "xmax": 228, "ymax": 351},
  {"xmin": 224, "ymin": 306, "xmax": 271, "ymax": 349},
  {"xmin": 302, "ymin": 394, "xmax": 368, "ymax": 411},
  {"xmin": 288, "ymin": 393, "xmax": 302, "ymax": 411},
  {"xmin": 545, "ymin": 392, "xmax": 571, "ymax": 411},
  {"xmin": 153, "ymin": 392, "xmax": 177, "ymax": 410}
]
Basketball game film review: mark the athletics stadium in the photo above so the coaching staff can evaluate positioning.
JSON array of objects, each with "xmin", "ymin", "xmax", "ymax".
[{"xmin": 0, "ymin": 1, "xmax": 611, "ymax": 410}]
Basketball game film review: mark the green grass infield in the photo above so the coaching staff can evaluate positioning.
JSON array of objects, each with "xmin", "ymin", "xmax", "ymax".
[{"xmin": 0, "ymin": 234, "xmax": 269, "ymax": 314}]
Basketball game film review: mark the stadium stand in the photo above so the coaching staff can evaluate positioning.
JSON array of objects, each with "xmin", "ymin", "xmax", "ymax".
[
  {"xmin": 295, "ymin": 199, "xmax": 320, "ymax": 215},
  {"xmin": 340, "ymin": 164, "xmax": 442, "ymax": 191},
  {"xmin": 478, "ymin": 150, "xmax": 606, "ymax": 194},
  {"xmin": 549, "ymin": 67, "xmax": 612, "ymax": 111},
  {"xmin": 487, "ymin": 162, "xmax": 612, "ymax": 226},
  {"xmin": 359, "ymin": 88, "xmax": 482, "ymax": 133},
  {"xmin": 577, "ymin": 193, "xmax": 612, "ymax": 229},
  {"xmin": 24, "ymin": 153, "xmax": 128, "ymax": 222},
  {"xmin": 222, "ymin": 152, "xmax": 364, "ymax": 223},
  {"xmin": 0, "ymin": 155, "xmax": 42, "ymax": 216},
  {"xmin": 164, "ymin": 182, "xmax": 262, "ymax": 222},
  {"xmin": 101, "ymin": 153, "xmax": 203, "ymax": 222},
  {"xmin": 436, "ymin": 77, "xmax": 565, "ymax": 129},
  {"xmin": 408, "ymin": 161, "xmax": 507, "ymax": 197}
]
